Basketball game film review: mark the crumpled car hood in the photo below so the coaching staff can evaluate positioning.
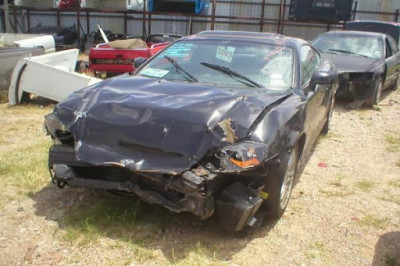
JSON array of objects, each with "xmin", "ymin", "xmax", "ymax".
[
  {"xmin": 54, "ymin": 76, "xmax": 291, "ymax": 174},
  {"xmin": 321, "ymin": 53, "xmax": 382, "ymax": 73}
]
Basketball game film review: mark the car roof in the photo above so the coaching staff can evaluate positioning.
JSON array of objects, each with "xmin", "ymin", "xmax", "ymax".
[
  {"xmin": 317, "ymin": 30, "xmax": 386, "ymax": 38},
  {"xmin": 184, "ymin": 30, "xmax": 307, "ymax": 48},
  {"xmin": 347, "ymin": 20, "xmax": 400, "ymax": 27}
]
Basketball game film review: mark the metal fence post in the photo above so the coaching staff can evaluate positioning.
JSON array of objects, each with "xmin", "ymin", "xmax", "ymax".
[
  {"xmin": 211, "ymin": 0, "xmax": 216, "ymax": 30},
  {"xmin": 260, "ymin": 0, "xmax": 266, "ymax": 32}
]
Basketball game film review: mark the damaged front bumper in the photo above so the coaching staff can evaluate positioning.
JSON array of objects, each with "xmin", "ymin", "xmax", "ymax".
[
  {"xmin": 49, "ymin": 145, "xmax": 215, "ymax": 219},
  {"xmin": 49, "ymin": 144, "xmax": 267, "ymax": 231}
]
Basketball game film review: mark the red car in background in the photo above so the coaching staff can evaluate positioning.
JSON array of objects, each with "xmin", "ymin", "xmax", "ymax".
[{"xmin": 89, "ymin": 34, "xmax": 182, "ymax": 75}]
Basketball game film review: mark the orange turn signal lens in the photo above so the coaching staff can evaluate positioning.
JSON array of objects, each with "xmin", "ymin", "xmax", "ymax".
[{"xmin": 229, "ymin": 157, "xmax": 260, "ymax": 168}]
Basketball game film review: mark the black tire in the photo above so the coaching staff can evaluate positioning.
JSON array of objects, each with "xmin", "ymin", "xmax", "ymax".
[
  {"xmin": 19, "ymin": 91, "xmax": 31, "ymax": 104},
  {"xmin": 264, "ymin": 145, "xmax": 299, "ymax": 219},
  {"xmin": 364, "ymin": 80, "xmax": 383, "ymax": 108},
  {"xmin": 321, "ymin": 95, "xmax": 334, "ymax": 135}
]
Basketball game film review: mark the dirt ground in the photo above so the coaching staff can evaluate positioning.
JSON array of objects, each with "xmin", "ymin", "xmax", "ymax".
[{"xmin": 0, "ymin": 89, "xmax": 399, "ymax": 266}]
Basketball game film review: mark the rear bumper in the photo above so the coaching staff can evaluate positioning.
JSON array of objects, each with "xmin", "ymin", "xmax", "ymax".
[{"xmin": 89, "ymin": 63, "xmax": 134, "ymax": 74}]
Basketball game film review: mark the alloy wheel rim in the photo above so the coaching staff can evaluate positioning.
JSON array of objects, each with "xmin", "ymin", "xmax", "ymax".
[
  {"xmin": 376, "ymin": 82, "xmax": 383, "ymax": 103},
  {"xmin": 329, "ymin": 97, "xmax": 334, "ymax": 121},
  {"xmin": 279, "ymin": 151, "xmax": 296, "ymax": 210},
  {"xmin": 397, "ymin": 76, "xmax": 400, "ymax": 90}
]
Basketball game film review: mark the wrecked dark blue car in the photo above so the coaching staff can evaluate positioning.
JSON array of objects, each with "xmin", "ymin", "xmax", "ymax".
[
  {"xmin": 312, "ymin": 31, "xmax": 400, "ymax": 107},
  {"xmin": 45, "ymin": 31, "xmax": 338, "ymax": 232}
]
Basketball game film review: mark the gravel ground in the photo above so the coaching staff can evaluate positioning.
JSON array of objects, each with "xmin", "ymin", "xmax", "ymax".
[{"xmin": 0, "ymin": 89, "xmax": 399, "ymax": 266}]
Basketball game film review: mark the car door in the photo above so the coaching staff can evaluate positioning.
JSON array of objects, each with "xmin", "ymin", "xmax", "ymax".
[
  {"xmin": 300, "ymin": 45, "xmax": 326, "ymax": 148},
  {"xmin": 388, "ymin": 36, "xmax": 400, "ymax": 83},
  {"xmin": 384, "ymin": 36, "xmax": 399, "ymax": 87}
]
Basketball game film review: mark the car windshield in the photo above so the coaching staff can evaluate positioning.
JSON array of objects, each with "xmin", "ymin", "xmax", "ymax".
[
  {"xmin": 137, "ymin": 39, "xmax": 294, "ymax": 91},
  {"xmin": 312, "ymin": 34, "xmax": 384, "ymax": 59}
]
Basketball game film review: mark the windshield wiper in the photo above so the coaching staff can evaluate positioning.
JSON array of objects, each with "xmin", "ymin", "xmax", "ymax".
[
  {"xmin": 327, "ymin": 48, "xmax": 356, "ymax": 55},
  {"xmin": 164, "ymin": 55, "xmax": 198, "ymax": 82},
  {"xmin": 200, "ymin": 62, "xmax": 263, "ymax": 88},
  {"xmin": 327, "ymin": 49, "xmax": 369, "ymax": 58}
]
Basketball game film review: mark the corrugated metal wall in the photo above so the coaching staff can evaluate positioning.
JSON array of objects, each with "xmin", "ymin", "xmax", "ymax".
[{"xmin": 5, "ymin": 0, "xmax": 400, "ymax": 40}]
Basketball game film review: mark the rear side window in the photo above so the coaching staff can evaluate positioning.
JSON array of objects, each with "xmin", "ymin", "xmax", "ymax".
[
  {"xmin": 385, "ymin": 39, "xmax": 393, "ymax": 58},
  {"xmin": 300, "ymin": 45, "xmax": 320, "ymax": 86},
  {"xmin": 388, "ymin": 36, "xmax": 399, "ymax": 54}
]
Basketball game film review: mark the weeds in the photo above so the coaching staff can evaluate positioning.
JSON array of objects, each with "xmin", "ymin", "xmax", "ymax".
[
  {"xmin": 320, "ymin": 189, "xmax": 354, "ymax": 197},
  {"xmin": 329, "ymin": 173, "xmax": 348, "ymax": 187},
  {"xmin": 388, "ymin": 179, "xmax": 400, "ymax": 188},
  {"xmin": 358, "ymin": 214, "xmax": 390, "ymax": 229},
  {"xmin": 306, "ymin": 241, "xmax": 326, "ymax": 260},
  {"xmin": 385, "ymin": 132, "xmax": 400, "ymax": 152},
  {"xmin": 355, "ymin": 180, "xmax": 375, "ymax": 192}
]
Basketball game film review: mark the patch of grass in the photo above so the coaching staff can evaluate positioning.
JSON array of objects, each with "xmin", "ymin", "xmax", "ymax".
[
  {"xmin": 0, "ymin": 90, "xmax": 8, "ymax": 104},
  {"xmin": 320, "ymin": 190, "xmax": 354, "ymax": 197},
  {"xmin": 355, "ymin": 180, "xmax": 375, "ymax": 192},
  {"xmin": 358, "ymin": 214, "xmax": 390, "ymax": 229},
  {"xmin": 172, "ymin": 242, "xmax": 225, "ymax": 266},
  {"xmin": 385, "ymin": 132, "xmax": 400, "ymax": 152},
  {"xmin": 316, "ymin": 131, "xmax": 341, "ymax": 145},
  {"xmin": 329, "ymin": 173, "xmax": 348, "ymax": 187},
  {"xmin": 306, "ymin": 241, "xmax": 326, "ymax": 260},
  {"xmin": 388, "ymin": 179, "xmax": 400, "ymax": 188},
  {"xmin": 62, "ymin": 196, "xmax": 171, "ymax": 247},
  {"xmin": 0, "ymin": 140, "xmax": 52, "ymax": 196},
  {"xmin": 379, "ymin": 196, "xmax": 400, "ymax": 206}
]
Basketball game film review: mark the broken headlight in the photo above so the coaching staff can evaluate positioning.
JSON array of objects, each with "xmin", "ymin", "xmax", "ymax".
[
  {"xmin": 204, "ymin": 141, "xmax": 268, "ymax": 173},
  {"xmin": 44, "ymin": 113, "xmax": 73, "ymax": 144}
]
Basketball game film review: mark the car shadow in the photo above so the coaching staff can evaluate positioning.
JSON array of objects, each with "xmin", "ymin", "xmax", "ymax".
[
  {"xmin": 333, "ymin": 87, "xmax": 397, "ymax": 113},
  {"xmin": 30, "ymin": 182, "xmax": 278, "ymax": 263},
  {"xmin": 372, "ymin": 231, "xmax": 400, "ymax": 266}
]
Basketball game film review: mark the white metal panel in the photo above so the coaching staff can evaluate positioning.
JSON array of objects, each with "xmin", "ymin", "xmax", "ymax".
[
  {"xmin": 0, "ymin": 33, "xmax": 42, "ymax": 46},
  {"xmin": 14, "ymin": 35, "xmax": 55, "ymax": 53},
  {"xmin": 8, "ymin": 49, "xmax": 102, "ymax": 105}
]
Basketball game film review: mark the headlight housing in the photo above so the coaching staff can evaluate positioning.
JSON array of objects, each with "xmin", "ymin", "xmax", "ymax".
[{"xmin": 203, "ymin": 141, "xmax": 268, "ymax": 173}]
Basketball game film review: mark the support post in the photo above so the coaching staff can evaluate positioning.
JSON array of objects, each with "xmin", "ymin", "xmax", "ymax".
[
  {"xmin": 280, "ymin": 0, "xmax": 287, "ymax": 34},
  {"xmin": 260, "ymin": 0, "xmax": 265, "ymax": 32},
  {"xmin": 352, "ymin": 1, "xmax": 358, "ymax": 21},
  {"xmin": 86, "ymin": 11, "xmax": 90, "ymax": 35},
  {"xmin": 211, "ymin": 0, "xmax": 216, "ymax": 30},
  {"xmin": 124, "ymin": 12, "xmax": 127, "ymax": 35},
  {"xmin": 13, "ymin": 4, "xmax": 17, "ymax": 33},
  {"xmin": 148, "ymin": 13, "xmax": 151, "ymax": 36},
  {"xmin": 27, "ymin": 9, "xmax": 30, "ymax": 30},
  {"xmin": 77, "ymin": 8, "xmax": 81, "ymax": 44},
  {"xmin": 395, "ymin": 9, "xmax": 399, "ymax": 22},
  {"xmin": 57, "ymin": 10, "xmax": 60, "ymax": 26},
  {"xmin": 142, "ymin": 0, "xmax": 146, "ymax": 37}
]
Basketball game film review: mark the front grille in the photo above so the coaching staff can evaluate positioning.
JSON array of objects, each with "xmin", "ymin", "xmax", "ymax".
[{"xmin": 71, "ymin": 166, "xmax": 184, "ymax": 202}]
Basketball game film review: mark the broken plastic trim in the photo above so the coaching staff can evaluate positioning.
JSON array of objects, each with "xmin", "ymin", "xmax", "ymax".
[
  {"xmin": 230, "ymin": 157, "xmax": 260, "ymax": 168},
  {"xmin": 204, "ymin": 141, "xmax": 268, "ymax": 173}
]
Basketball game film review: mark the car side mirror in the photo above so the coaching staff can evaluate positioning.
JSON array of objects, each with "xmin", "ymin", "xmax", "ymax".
[
  {"xmin": 134, "ymin": 57, "xmax": 147, "ymax": 69},
  {"xmin": 310, "ymin": 71, "xmax": 336, "ymax": 91}
]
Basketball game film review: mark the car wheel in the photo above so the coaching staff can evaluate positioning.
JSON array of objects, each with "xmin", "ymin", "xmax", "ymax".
[
  {"xmin": 265, "ymin": 145, "xmax": 298, "ymax": 219},
  {"xmin": 321, "ymin": 95, "xmax": 334, "ymax": 135},
  {"xmin": 365, "ymin": 80, "xmax": 383, "ymax": 108}
]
